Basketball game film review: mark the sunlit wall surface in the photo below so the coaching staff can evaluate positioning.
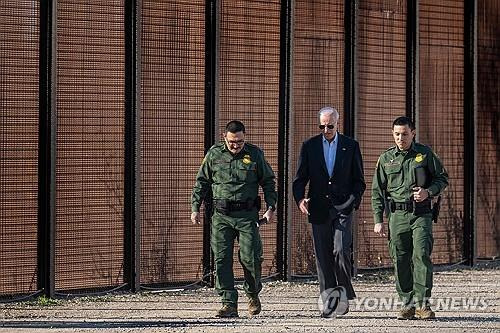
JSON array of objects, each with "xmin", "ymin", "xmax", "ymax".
[
  {"xmin": 140, "ymin": 0, "xmax": 206, "ymax": 284},
  {"xmin": 356, "ymin": 0, "xmax": 407, "ymax": 267},
  {"xmin": 476, "ymin": 0, "xmax": 500, "ymax": 259},
  {"xmin": 55, "ymin": 0, "xmax": 125, "ymax": 291},
  {"xmin": 290, "ymin": 0, "xmax": 345, "ymax": 275},
  {"xmin": 419, "ymin": 0, "xmax": 464, "ymax": 264},
  {"xmin": 0, "ymin": 0, "xmax": 39, "ymax": 296}
]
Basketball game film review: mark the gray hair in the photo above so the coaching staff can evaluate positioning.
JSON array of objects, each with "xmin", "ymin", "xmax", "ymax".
[{"xmin": 318, "ymin": 106, "xmax": 339, "ymax": 121}]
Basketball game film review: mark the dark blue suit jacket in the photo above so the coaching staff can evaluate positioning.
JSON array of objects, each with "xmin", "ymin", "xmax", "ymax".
[{"xmin": 293, "ymin": 133, "xmax": 366, "ymax": 224}]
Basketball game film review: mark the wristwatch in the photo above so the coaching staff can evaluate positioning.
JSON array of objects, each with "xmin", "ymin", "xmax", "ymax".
[{"xmin": 268, "ymin": 205, "xmax": 276, "ymax": 212}]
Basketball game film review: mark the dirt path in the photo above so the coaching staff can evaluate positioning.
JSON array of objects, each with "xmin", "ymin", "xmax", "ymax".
[{"xmin": 1, "ymin": 265, "xmax": 499, "ymax": 332}]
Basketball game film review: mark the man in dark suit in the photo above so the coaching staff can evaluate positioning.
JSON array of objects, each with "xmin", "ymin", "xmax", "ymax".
[{"xmin": 293, "ymin": 106, "xmax": 365, "ymax": 316}]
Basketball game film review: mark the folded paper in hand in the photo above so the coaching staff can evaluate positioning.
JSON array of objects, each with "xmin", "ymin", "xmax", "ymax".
[
  {"xmin": 333, "ymin": 194, "xmax": 355, "ymax": 211},
  {"xmin": 257, "ymin": 217, "xmax": 268, "ymax": 227}
]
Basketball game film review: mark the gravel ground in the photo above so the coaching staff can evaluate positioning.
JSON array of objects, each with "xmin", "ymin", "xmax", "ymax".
[{"xmin": 1, "ymin": 263, "xmax": 498, "ymax": 333}]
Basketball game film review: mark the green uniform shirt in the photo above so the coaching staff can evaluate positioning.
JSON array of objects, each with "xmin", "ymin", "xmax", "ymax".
[
  {"xmin": 192, "ymin": 141, "xmax": 277, "ymax": 212},
  {"xmin": 371, "ymin": 142, "xmax": 448, "ymax": 224}
]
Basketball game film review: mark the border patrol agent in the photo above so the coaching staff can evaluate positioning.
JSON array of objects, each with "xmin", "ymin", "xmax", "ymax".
[
  {"xmin": 191, "ymin": 120, "xmax": 277, "ymax": 318},
  {"xmin": 372, "ymin": 116, "xmax": 448, "ymax": 320}
]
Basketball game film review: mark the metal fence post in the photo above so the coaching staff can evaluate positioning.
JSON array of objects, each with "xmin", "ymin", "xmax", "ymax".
[
  {"xmin": 464, "ymin": 0, "xmax": 477, "ymax": 267},
  {"xmin": 406, "ymin": 0, "xmax": 418, "ymax": 123},
  {"xmin": 203, "ymin": 0, "xmax": 218, "ymax": 287},
  {"xmin": 38, "ymin": 0, "xmax": 57, "ymax": 299},
  {"xmin": 278, "ymin": 0, "xmax": 292, "ymax": 282},
  {"xmin": 345, "ymin": 0, "xmax": 357, "ymax": 276},
  {"xmin": 124, "ymin": 0, "xmax": 141, "ymax": 292}
]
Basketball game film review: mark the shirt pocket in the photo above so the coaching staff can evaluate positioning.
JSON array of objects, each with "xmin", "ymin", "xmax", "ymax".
[
  {"xmin": 234, "ymin": 161, "xmax": 258, "ymax": 183},
  {"xmin": 212, "ymin": 162, "xmax": 232, "ymax": 184},
  {"xmin": 385, "ymin": 164, "xmax": 403, "ymax": 191}
]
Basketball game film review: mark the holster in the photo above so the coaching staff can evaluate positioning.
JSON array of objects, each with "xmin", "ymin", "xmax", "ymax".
[
  {"xmin": 383, "ymin": 197, "xmax": 391, "ymax": 218},
  {"xmin": 432, "ymin": 195, "xmax": 442, "ymax": 223}
]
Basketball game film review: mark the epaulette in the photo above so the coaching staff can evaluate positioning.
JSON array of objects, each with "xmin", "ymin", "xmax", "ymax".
[
  {"xmin": 384, "ymin": 145, "xmax": 396, "ymax": 152},
  {"xmin": 414, "ymin": 142, "xmax": 430, "ymax": 150},
  {"xmin": 245, "ymin": 142, "xmax": 257, "ymax": 148},
  {"xmin": 210, "ymin": 142, "xmax": 224, "ymax": 150},
  {"xmin": 244, "ymin": 142, "xmax": 262, "ymax": 152}
]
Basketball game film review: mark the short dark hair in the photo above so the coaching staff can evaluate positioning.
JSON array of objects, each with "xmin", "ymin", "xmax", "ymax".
[
  {"xmin": 225, "ymin": 120, "xmax": 246, "ymax": 134},
  {"xmin": 393, "ymin": 116, "xmax": 415, "ymax": 130}
]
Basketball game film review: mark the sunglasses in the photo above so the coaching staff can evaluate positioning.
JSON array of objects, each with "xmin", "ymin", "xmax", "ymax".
[
  {"xmin": 318, "ymin": 124, "xmax": 335, "ymax": 130},
  {"xmin": 226, "ymin": 139, "xmax": 245, "ymax": 146}
]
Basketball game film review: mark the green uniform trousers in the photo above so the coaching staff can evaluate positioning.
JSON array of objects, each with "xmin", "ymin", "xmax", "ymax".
[
  {"xmin": 388, "ymin": 210, "xmax": 433, "ymax": 307},
  {"xmin": 211, "ymin": 210, "xmax": 263, "ymax": 305}
]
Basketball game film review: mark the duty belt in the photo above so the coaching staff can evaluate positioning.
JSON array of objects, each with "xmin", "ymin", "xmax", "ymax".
[
  {"xmin": 392, "ymin": 201, "xmax": 411, "ymax": 211},
  {"xmin": 214, "ymin": 196, "xmax": 261, "ymax": 215},
  {"xmin": 389, "ymin": 198, "xmax": 431, "ymax": 215}
]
